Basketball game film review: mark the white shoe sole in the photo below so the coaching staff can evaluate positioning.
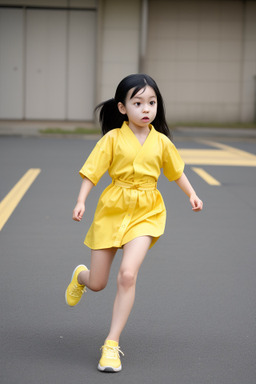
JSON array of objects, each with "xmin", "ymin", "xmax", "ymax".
[{"xmin": 97, "ymin": 363, "xmax": 122, "ymax": 372}]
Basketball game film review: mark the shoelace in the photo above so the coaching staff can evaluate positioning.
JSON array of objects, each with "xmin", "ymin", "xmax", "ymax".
[
  {"xmin": 100, "ymin": 345, "xmax": 124, "ymax": 360},
  {"xmin": 70, "ymin": 284, "xmax": 86, "ymax": 297}
]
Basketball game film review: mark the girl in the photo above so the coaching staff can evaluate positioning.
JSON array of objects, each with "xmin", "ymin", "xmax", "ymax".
[{"xmin": 65, "ymin": 74, "xmax": 203, "ymax": 372}]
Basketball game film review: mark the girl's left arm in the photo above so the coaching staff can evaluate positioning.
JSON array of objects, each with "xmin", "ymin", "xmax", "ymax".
[{"xmin": 175, "ymin": 172, "xmax": 203, "ymax": 212}]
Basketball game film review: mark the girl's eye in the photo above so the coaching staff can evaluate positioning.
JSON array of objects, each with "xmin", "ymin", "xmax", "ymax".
[
  {"xmin": 135, "ymin": 102, "xmax": 141, "ymax": 106},
  {"xmin": 150, "ymin": 101, "xmax": 156, "ymax": 106}
]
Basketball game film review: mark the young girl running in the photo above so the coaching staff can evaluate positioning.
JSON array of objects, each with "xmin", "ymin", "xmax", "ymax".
[{"xmin": 65, "ymin": 74, "xmax": 203, "ymax": 372}]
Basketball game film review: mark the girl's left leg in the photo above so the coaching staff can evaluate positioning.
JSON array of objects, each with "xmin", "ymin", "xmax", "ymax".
[
  {"xmin": 106, "ymin": 235, "xmax": 152, "ymax": 343},
  {"xmin": 98, "ymin": 236, "xmax": 152, "ymax": 372}
]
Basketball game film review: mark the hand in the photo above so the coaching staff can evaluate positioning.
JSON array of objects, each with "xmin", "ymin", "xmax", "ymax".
[
  {"xmin": 72, "ymin": 201, "xmax": 85, "ymax": 221},
  {"xmin": 190, "ymin": 194, "xmax": 203, "ymax": 212}
]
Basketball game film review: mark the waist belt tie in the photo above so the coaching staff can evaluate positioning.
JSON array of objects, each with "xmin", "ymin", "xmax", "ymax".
[
  {"xmin": 113, "ymin": 179, "xmax": 157, "ymax": 191},
  {"xmin": 112, "ymin": 178, "xmax": 157, "ymax": 247}
]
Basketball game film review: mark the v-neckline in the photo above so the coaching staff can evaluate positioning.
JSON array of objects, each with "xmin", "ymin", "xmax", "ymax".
[{"xmin": 121, "ymin": 121, "xmax": 153, "ymax": 149}]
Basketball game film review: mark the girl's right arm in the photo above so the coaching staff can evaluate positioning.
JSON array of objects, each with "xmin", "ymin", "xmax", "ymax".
[{"xmin": 72, "ymin": 177, "xmax": 95, "ymax": 222}]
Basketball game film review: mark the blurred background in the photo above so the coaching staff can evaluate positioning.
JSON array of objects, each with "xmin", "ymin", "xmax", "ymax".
[{"xmin": 0, "ymin": 0, "xmax": 256, "ymax": 125}]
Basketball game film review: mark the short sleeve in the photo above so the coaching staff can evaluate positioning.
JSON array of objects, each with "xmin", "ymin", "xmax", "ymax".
[
  {"xmin": 162, "ymin": 138, "xmax": 185, "ymax": 182},
  {"xmin": 79, "ymin": 132, "xmax": 114, "ymax": 185}
]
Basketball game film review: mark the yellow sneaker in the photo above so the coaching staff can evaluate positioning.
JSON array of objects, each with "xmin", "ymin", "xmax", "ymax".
[
  {"xmin": 65, "ymin": 265, "xmax": 88, "ymax": 307},
  {"xmin": 98, "ymin": 340, "xmax": 124, "ymax": 372}
]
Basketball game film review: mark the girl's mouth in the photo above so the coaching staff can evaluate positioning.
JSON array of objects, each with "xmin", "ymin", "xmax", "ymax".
[{"xmin": 142, "ymin": 117, "xmax": 150, "ymax": 121}]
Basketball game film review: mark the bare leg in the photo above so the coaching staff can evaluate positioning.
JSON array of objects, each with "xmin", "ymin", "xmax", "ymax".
[
  {"xmin": 78, "ymin": 247, "xmax": 117, "ymax": 291},
  {"xmin": 105, "ymin": 236, "xmax": 152, "ymax": 343}
]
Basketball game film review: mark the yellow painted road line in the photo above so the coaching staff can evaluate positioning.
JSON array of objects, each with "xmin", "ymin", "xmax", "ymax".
[
  {"xmin": 179, "ymin": 139, "xmax": 256, "ymax": 167},
  {"xmin": 179, "ymin": 149, "xmax": 256, "ymax": 166},
  {"xmin": 192, "ymin": 167, "xmax": 221, "ymax": 186},
  {"xmin": 198, "ymin": 139, "xmax": 256, "ymax": 161},
  {"xmin": 179, "ymin": 146, "xmax": 256, "ymax": 166},
  {"xmin": 0, "ymin": 168, "xmax": 41, "ymax": 231}
]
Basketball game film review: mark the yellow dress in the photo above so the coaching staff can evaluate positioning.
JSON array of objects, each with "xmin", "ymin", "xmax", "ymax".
[{"xmin": 79, "ymin": 122, "xmax": 184, "ymax": 249}]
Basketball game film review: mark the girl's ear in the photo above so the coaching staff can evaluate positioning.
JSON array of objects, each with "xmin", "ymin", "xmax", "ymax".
[{"xmin": 118, "ymin": 102, "xmax": 126, "ymax": 115}]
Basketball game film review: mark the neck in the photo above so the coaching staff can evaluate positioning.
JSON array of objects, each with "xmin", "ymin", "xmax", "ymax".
[{"xmin": 128, "ymin": 122, "xmax": 150, "ymax": 135}]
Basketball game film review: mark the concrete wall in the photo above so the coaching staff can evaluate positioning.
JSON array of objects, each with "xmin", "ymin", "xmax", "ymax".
[
  {"xmin": 96, "ymin": 0, "xmax": 141, "ymax": 102},
  {"xmin": 0, "ymin": 8, "xmax": 24, "ymax": 119},
  {"xmin": 0, "ymin": 5, "xmax": 96, "ymax": 120},
  {"xmin": 0, "ymin": 0, "xmax": 97, "ymax": 7},
  {"xmin": 241, "ymin": 1, "xmax": 256, "ymax": 122},
  {"xmin": 144, "ymin": 0, "xmax": 256, "ymax": 123},
  {"xmin": 0, "ymin": 0, "xmax": 255, "ymax": 123}
]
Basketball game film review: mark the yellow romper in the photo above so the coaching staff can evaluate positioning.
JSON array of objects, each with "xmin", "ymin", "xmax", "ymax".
[{"xmin": 79, "ymin": 122, "xmax": 185, "ymax": 249}]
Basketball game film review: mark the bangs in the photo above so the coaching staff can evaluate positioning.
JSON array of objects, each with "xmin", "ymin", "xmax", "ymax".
[{"xmin": 130, "ymin": 78, "xmax": 148, "ymax": 99}]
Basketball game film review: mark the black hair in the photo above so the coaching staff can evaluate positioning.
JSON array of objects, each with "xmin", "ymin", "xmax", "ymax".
[{"xmin": 95, "ymin": 74, "xmax": 171, "ymax": 139}]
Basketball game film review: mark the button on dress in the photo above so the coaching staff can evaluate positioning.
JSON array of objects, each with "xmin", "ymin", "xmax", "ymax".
[{"xmin": 79, "ymin": 122, "xmax": 184, "ymax": 249}]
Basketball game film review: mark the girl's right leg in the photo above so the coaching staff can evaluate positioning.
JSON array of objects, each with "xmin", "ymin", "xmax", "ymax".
[
  {"xmin": 78, "ymin": 248, "xmax": 117, "ymax": 291},
  {"xmin": 65, "ymin": 248, "xmax": 117, "ymax": 307}
]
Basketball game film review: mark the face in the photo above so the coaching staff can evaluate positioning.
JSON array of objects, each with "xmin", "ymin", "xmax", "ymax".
[{"xmin": 118, "ymin": 86, "xmax": 157, "ymax": 130}]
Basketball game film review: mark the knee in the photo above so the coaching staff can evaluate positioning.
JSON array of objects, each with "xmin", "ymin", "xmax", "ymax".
[
  {"xmin": 89, "ymin": 281, "xmax": 107, "ymax": 292},
  {"xmin": 118, "ymin": 269, "xmax": 136, "ymax": 290}
]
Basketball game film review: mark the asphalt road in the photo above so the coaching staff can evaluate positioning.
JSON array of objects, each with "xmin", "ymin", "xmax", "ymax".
[{"xmin": 1, "ymin": 134, "xmax": 256, "ymax": 384}]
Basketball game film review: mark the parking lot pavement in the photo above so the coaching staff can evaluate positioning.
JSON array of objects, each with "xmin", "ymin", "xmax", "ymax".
[{"xmin": 1, "ymin": 135, "xmax": 256, "ymax": 384}]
